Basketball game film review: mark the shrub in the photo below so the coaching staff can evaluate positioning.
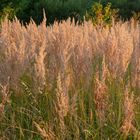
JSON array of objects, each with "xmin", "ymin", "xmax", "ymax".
[
  {"xmin": 0, "ymin": 1, "xmax": 17, "ymax": 23},
  {"xmin": 85, "ymin": 2, "xmax": 119, "ymax": 26}
]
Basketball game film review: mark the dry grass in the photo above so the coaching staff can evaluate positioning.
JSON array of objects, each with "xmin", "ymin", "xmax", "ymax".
[{"xmin": 0, "ymin": 17, "xmax": 140, "ymax": 139}]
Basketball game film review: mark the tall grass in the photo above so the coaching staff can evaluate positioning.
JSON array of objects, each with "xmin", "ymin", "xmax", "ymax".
[{"xmin": 0, "ymin": 17, "xmax": 140, "ymax": 139}]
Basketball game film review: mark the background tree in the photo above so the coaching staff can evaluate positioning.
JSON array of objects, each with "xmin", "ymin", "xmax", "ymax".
[{"xmin": 0, "ymin": 0, "xmax": 140, "ymax": 24}]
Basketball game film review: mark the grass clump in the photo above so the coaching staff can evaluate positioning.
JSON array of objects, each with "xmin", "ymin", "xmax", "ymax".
[{"xmin": 0, "ymin": 17, "xmax": 140, "ymax": 139}]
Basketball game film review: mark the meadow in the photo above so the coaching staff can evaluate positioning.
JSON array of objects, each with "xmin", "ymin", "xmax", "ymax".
[{"xmin": 0, "ymin": 17, "xmax": 140, "ymax": 139}]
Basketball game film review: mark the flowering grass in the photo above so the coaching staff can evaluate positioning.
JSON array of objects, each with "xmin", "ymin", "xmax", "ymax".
[{"xmin": 0, "ymin": 17, "xmax": 140, "ymax": 139}]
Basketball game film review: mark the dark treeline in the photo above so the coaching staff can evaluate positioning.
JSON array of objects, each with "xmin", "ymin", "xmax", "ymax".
[{"xmin": 0, "ymin": 0, "xmax": 140, "ymax": 24}]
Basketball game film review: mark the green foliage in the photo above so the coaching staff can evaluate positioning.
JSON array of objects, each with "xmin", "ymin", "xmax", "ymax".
[
  {"xmin": 0, "ymin": 6, "xmax": 15, "ymax": 21},
  {"xmin": 0, "ymin": 0, "xmax": 19, "ymax": 23},
  {"xmin": 0, "ymin": 0, "xmax": 140, "ymax": 25},
  {"xmin": 15, "ymin": 0, "xmax": 87, "ymax": 25},
  {"xmin": 0, "ymin": 0, "xmax": 88, "ymax": 25},
  {"xmin": 99, "ymin": 0, "xmax": 140, "ymax": 19},
  {"xmin": 85, "ymin": 2, "xmax": 118, "ymax": 26}
]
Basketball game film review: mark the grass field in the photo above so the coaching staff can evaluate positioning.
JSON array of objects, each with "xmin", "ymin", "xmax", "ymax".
[{"xmin": 0, "ymin": 17, "xmax": 140, "ymax": 140}]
